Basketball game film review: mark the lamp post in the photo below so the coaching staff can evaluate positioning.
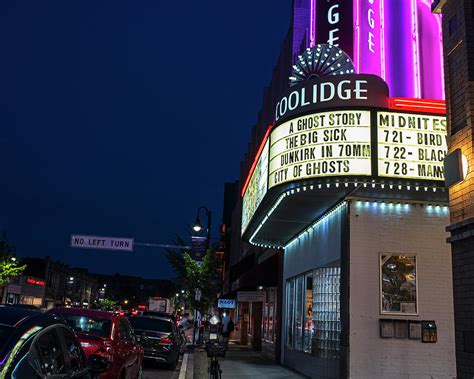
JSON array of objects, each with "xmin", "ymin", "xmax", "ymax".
[
  {"xmin": 192, "ymin": 206, "xmax": 212, "ymax": 346},
  {"xmin": 193, "ymin": 206, "xmax": 212, "ymax": 250}
]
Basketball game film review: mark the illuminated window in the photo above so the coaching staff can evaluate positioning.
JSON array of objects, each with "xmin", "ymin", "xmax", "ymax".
[
  {"xmin": 286, "ymin": 268, "xmax": 340, "ymax": 357},
  {"xmin": 303, "ymin": 272, "xmax": 313, "ymax": 353},
  {"xmin": 312, "ymin": 267, "xmax": 340, "ymax": 358},
  {"xmin": 380, "ymin": 254, "xmax": 417, "ymax": 315}
]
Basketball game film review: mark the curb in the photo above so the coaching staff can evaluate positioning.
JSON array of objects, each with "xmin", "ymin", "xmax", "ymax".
[{"xmin": 178, "ymin": 352, "xmax": 189, "ymax": 379}]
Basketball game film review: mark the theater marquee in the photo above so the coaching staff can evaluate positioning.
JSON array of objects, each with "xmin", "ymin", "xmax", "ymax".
[
  {"xmin": 377, "ymin": 112, "xmax": 447, "ymax": 181},
  {"xmin": 269, "ymin": 110, "xmax": 371, "ymax": 188}
]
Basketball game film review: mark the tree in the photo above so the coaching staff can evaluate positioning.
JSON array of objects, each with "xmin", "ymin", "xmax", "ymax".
[
  {"xmin": 97, "ymin": 298, "xmax": 117, "ymax": 311},
  {"xmin": 164, "ymin": 235, "xmax": 187, "ymax": 279},
  {"xmin": 183, "ymin": 250, "xmax": 220, "ymax": 313},
  {"xmin": 165, "ymin": 235, "xmax": 221, "ymax": 313},
  {"xmin": 0, "ymin": 240, "xmax": 26, "ymax": 287}
]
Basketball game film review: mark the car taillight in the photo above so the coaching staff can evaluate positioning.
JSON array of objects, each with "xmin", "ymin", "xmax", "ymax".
[{"xmin": 159, "ymin": 337, "xmax": 174, "ymax": 345}]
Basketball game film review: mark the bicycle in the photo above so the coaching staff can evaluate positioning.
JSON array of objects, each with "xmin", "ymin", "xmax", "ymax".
[{"xmin": 205, "ymin": 340, "xmax": 227, "ymax": 379}]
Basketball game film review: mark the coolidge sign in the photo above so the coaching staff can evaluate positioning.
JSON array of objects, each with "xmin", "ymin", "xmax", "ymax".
[{"xmin": 241, "ymin": 74, "xmax": 447, "ymax": 234}]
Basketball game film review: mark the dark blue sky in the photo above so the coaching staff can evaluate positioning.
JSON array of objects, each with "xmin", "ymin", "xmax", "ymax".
[{"xmin": 0, "ymin": 1, "xmax": 291, "ymax": 278}]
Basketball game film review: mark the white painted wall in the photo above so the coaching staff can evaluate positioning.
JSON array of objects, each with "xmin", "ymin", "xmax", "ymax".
[{"xmin": 349, "ymin": 200, "xmax": 456, "ymax": 379}]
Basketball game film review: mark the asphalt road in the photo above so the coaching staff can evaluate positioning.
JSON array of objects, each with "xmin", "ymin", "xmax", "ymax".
[{"xmin": 142, "ymin": 356, "xmax": 183, "ymax": 379}]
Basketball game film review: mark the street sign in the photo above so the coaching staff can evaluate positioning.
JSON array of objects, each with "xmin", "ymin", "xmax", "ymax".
[
  {"xmin": 218, "ymin": 299, "xmax": 236, "ymax": 309},
  {"xmin": 195, "ymin": 288, "xmax": 202, "ymax": 301},
  {"xmin": 71, "ymin": 234, "xmax": 134, "ymax": 252},
  {"xmin": 237, "ymin": 291, "xmax": 266, "ymax": 302}
]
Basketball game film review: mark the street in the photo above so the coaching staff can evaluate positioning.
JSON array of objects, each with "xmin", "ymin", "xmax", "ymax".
[{"xmin": 142, "ymin": 356, "xmax": 183, "ymax": 379}]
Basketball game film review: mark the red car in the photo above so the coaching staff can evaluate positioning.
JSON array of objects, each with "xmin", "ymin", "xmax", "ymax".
[{"xmin": 48, "ymin": 308, "xmax": 144, "ymax": 379}]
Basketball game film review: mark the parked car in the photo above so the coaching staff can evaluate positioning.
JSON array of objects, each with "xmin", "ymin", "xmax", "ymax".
[
  {"xmin": 0, "ymin": 305, "xmax": 109, "ymax": 378},
  {"xmin": 128, "ymin": 315, "xmax": 180, "ymax": 369},
  {"xmin": 48, "ymin": 308, "xmax": 143, "ymax": 379},
  {"xmin": 140, "ymin": 310, "xmax": 176, "ymax": 323}
]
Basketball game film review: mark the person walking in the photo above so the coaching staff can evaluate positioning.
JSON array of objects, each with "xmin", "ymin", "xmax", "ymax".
[{"xmin": 221, "ymin": 313, "xmax": 234, "ymax": 343}]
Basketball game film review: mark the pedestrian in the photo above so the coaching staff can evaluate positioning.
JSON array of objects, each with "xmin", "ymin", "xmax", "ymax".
[{"xmin": 221, "ymin": 313, "xmax": 234, "ymax": 343}]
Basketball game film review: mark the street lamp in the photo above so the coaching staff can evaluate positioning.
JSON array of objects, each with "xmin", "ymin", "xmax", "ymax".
[{"xmin": 193, "ymin": 206, "xmax": 212, "ymax": 250}]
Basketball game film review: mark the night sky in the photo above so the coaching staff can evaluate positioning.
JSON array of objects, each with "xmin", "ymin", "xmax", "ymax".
[{"xmin": 0, "ymin": 1, "xmax": 292, "ymax": 279}]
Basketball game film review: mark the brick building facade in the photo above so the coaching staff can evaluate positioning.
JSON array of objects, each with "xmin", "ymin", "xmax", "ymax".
[{"xmin": 434, "ymin": 0, "xmax": 474, "ymax": 376}]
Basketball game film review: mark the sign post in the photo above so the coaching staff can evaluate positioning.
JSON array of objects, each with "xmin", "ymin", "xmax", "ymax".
[{"xmin": 193, "ymin": 288, "xmax": 202, "ymax": 346}]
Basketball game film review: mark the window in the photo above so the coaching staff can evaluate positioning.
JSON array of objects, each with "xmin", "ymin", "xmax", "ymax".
[
  {"xmin": 263, "ymin": 287, "xmax": 276, "ymax": 343},
  {"xmin": 268, "ymin": 300, "xmax": 274, "ymax": 341},
  {"xmin": 128, "ymin": 317, "xmax": 172, "ymax": 333},
  {"xmin": 294, "ymin": 276, "xmax": 304, "ymax": 350},
  {"xmin": 380, "ymin": 254, "xmax": 417, "ymax": 315},
  {"xmin": 56, "ymin": 314, "xmax": 111, "ymax": 338},
  {"xmin": 262, "ymin": 302, "xmax": 268, "ymax": 340},
  {"xmin": 119, "ymin": 319, "xmax": 132, "ymax": 341},
  {"xmin": 286, "ymin": 280, "xmax": 295, "ymax": 348},
  {"xmin": 312, "ymin": 267, "xmax": 340, "ymax": 358},
  {"xmin": 303, "ymin": 272, "xmax": 313, "ymax": 353},
  {"xmin": 286, "ymin": 267, "xmax": 341, "ymax": 357}
]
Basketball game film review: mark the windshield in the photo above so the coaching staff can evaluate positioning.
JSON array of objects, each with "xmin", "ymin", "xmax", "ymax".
[
  {"xmin": 57, "ymin": 315, "xmax": 111, "ymax": 338},
  {"xmin": 129, "ymin": 317, "xmax": 172, "ymax": 333}
]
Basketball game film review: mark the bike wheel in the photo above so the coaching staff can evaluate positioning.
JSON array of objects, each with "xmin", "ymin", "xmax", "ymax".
[{"xmin": 208, "ymin": 359, "xmax": 221, "ymax": 379}]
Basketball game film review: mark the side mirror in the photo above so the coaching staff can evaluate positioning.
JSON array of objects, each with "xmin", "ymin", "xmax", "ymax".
[{"xmin": 88, "ymin": 354, "xmax": 110, "ymax": 374}]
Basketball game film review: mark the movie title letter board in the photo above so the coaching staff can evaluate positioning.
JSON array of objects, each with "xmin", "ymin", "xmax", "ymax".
[
  {"xmin": 377, "ymin": 112, "xmax": 447, "ymax": 181},
  {"xmin": 242, "ymin": 140, "xmax": 269, "ymax": 234},
  {"xmin": 269, "ymin": 110, "xmax": 372, "ymax": 188}
]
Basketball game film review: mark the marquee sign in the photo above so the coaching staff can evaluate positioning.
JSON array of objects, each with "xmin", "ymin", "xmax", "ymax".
[
  {"xmin": 377, "ymin": 112, "xmax": 447, "ymax": 181},
  {"xmin": 241, "ymin": 139, "xmax": 269, "ymax": 234},
  {"xmin": 315, "ymin": 0, "xmax": 353, "ymax": 58},
  {"xmin": 276, "ymin": 74, "xmax": 389, "ymax": 124},
  {"xmin": 241, "ymin": 72, "xmax": 447, "ymax": 236},
  {"xmin": 306, "ymin": 0, "xmax": 444, "ymax": 100},
  {"xmin": 269, "ymin": 110, "xmax": 372, "ymax": 188}
]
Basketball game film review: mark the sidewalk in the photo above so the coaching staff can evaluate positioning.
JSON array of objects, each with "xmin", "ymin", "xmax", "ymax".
[{"xmin": 190, "ymin": 342, "xmax": 305, "ymax": 379}]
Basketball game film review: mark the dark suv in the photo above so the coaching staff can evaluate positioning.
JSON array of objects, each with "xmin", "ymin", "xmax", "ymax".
[
  {"xmin": 140, "ymin": 311, "xmax": 176, "ymax": 323},
  {"xmin": 129, "ymin": 315, "xmax": 180, "ymax": 369}
]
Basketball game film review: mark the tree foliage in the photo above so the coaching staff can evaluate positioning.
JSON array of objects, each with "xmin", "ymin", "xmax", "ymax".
[
  {"xmin": 164, "ymin": 235, "xmax": 187, "ymax": 279},
  {"xmin": 183, "ymin": 250, "xmax": 220, "ymax": 313},
  {"xmin": 0, "ymin": 241, "xmax": 26, "ymax": 286},
  {"xmin": 165, "ymin": 235, "xmax": 221, "ymax": 313},
  {"xmin": 97, "ymin": 298, "xmax": 117, "ymax": 311}
]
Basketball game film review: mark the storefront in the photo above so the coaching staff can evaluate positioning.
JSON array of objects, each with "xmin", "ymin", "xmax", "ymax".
[
  {"xmin": 281, "ymin": 200, "xmax": 455, "ymax": 378},
  {"xmin": 240, "ymin": 43, "xmax": 456, "ymax": 377},
  {"xmin": 4, "ymin": 276, "xmax": 45, "ymax": 307}
]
